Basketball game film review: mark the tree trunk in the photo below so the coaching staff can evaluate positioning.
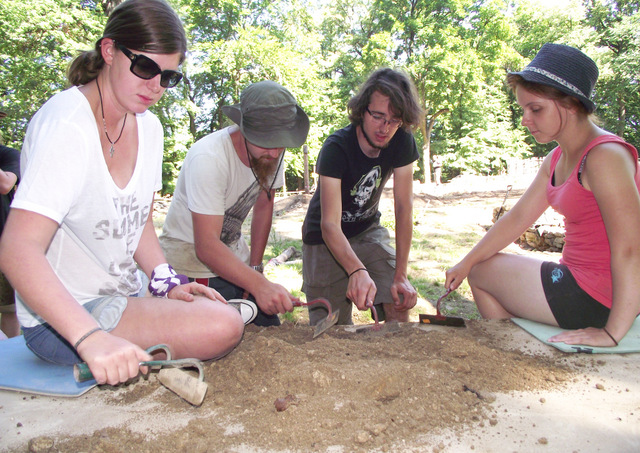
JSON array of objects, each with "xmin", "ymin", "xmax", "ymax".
[
  {"xmin": 303, "ymin": 145, "xmax": 310, "ymax": 194},
  {"xmin": 421, "ymin": 109, "xmax": 449, "ymax": 183},
  {"xmin": 617, "ymin": 92, "xmax": 626, "ymax": 138}
]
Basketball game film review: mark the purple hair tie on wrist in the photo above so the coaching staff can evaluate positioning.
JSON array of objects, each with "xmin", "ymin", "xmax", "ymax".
[{"xmin": 148, "ymin": 263, "xmax": 189, "ymax": 298}]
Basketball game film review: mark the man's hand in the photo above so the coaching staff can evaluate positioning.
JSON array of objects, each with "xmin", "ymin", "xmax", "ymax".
[
  {"xmin": 251, "ymin": 280, "xmax": 295, "ymax": 314},
  {"xmin": 346, "ymin": 269, "xmax": 377, "ymax": 311},
  {"xmin": 390, "ymin": 277, "xmax": 417, "ymax": 311}
]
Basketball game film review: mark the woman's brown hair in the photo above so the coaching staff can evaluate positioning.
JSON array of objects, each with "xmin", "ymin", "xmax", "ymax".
[{"xmin": 67, "ymin": 0, "xmax": 187, "ymax": 86}]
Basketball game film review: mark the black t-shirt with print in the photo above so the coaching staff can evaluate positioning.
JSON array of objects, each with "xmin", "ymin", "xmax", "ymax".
[{"xmin": 302, "ymin": 124, "xmax": 418, "ymax": 245}]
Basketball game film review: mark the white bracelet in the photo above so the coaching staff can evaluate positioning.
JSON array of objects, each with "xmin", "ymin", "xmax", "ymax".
[{"xmin": 148, "ymin": 263, "xmax": 189, "ymax": 297}]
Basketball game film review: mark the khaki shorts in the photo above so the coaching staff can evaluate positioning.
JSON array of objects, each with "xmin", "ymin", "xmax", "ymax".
[
  {"xmin": 0, "ymin": 273, "xmax": 16, "ymax": 314},
  {"xmin": 302, "ymin": 223, "xmax": 396, "ymax": 325}
]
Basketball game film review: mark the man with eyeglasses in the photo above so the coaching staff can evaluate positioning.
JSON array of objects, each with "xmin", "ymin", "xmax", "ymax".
[
  {"xmin": 160, "ymin": 81, "xmax": 310, "ymax": 327},
  {"xmin": 302, "ymin": 68, "xmax": 424, "ymax": 326}
]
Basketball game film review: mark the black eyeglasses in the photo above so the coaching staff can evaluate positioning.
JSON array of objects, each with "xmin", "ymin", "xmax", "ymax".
[
  {"xmin": 366, "ymin": 107, "xmax": 402, "ymax": 129},
  {"xmin": 115, "ymin": 42, "xmax": 183, "ymax": 88}
]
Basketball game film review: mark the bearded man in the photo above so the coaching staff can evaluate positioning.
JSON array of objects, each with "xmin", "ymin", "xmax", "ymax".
[{"xmin": 160, "ymin": 81, "xmax": 309, "ymax": 326}]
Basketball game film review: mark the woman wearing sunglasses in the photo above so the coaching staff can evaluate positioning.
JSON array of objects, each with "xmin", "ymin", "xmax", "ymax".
[{"xmin": 0, "ymin": 0, "xmax": 244, "ymax": 385}]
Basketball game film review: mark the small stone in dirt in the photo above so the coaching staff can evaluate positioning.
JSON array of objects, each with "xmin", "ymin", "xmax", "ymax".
[
  {"xmin": 538, "ymin": 437, "xmax": 548, "ymax": 445},
  {"xmin": 540, "ymin": 398, "xmax": 546, "ymax": 404},
  {"xmin": 28, "ymin": 436, "xmax": 55, "ymax": 452},
  {"xmin": 274, "ymin": 394, "xmax": 299, "ymax": 412},
  {"xmin": 355, "ymin": 430, "xmax": 371, "ymax": 443},
  {"xmin": 596, "ymin": 383, "xmax": 605, "ymax": 391},
  {"xmin": 274, "ymin": 398, "xmax": 288, "ymax": 411},
  {"xmin": 17, "ymin": 422, "xmax": 23, "ymax": 427},
  {"xmin": 368, "ymin": 423, "xmax": 388, "ymax": 436}
]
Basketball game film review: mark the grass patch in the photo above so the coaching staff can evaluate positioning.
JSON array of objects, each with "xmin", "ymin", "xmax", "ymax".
[{"xmin": 156, "ymin": 192, "xmax": 497, "ymax": 324}]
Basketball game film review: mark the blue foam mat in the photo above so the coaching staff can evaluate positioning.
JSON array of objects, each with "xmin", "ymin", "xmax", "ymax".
[
  {"xmin": 0, "ymin": 335, "xmax": 96, "ymax": 397},
  {"xmin": 511, "ymin": 316, "xmax": 640, "ymax": 354}
]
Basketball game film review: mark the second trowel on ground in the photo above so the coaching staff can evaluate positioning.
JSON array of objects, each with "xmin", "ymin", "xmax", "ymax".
[{"xmin": 419, "ymin": 288, "xmax": 466, "ymax": 327}]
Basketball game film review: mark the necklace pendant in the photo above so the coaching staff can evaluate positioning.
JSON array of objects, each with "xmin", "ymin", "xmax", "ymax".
[{"xmin": 109, "ymin": 144, "xmax": 115, "ymax": 158}]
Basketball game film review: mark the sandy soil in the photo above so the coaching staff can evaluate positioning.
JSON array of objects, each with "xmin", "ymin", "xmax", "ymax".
[
  {"xmin": 2, "ymin": 321, "xmax": 639, "ymax": 452},
  {"xmin": 1, "ymin": 177, "xmax": 639, "ymax": 452}
]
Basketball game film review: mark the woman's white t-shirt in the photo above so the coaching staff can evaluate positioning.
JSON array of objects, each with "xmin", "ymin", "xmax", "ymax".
[{"xmin": 13, "ymin": 87, "xmax": 163, "ymax": 328}]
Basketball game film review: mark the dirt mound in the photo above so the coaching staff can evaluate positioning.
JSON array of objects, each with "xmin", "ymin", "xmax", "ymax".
[{"xmin": 42, "ymin": 321, "xmax": 573, "ymax": 452}]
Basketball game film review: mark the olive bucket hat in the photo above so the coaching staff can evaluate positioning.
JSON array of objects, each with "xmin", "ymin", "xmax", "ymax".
[
  {"xmin": 509, "ymin": 43, "xmax": 599, "ymax": 113},
  {"xmin": 222, "ymin": 81, "xmax": 310, "ymax": 148}
]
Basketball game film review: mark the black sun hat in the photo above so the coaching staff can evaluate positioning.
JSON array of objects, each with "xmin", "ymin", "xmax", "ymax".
[
  {"xmin": 510, "ymin": 43, "xmax": 599, "ymax": 113},
  {"xmin": 222, "ymin": 81, "xmax": 310, "ymax": 148}
]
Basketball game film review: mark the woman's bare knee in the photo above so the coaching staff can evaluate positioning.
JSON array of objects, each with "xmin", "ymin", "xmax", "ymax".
[
  {"xmin": 467, "ymin": 261, "xmax": 488, "ymax": 292},
  {"xmin": 195, "ymin": 304, "xmax": 244, "ymax": 359}
]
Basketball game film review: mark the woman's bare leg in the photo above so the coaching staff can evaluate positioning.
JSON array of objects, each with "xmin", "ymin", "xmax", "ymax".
[
  {"xmin": 112, "ymin": 296, "xmax": 244, "ymax": 360},
  {"xmin": 468, "ymin": 253, "xmax": 557, "ymax": 325}
]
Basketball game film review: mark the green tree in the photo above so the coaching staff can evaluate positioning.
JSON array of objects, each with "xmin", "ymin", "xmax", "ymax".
[
  {"xmin": 364, "ymin": 0, "xmax": 527, "ymax": 181},
  {"xmin": 180, "ymin": 0, "xmax": 337, "ymax": 191},
  {"xmin": 585, "ymin": 0, "xmax": 640, "ymax": 145},
  {"xmin": 0, "ymin": 0, "xmax": 105, "ymax": 147}
]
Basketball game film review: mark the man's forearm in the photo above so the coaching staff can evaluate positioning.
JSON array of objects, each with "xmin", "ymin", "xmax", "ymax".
[
  {"xmin": 249, "ymin": 190, "xmax": 275, "ymax": 265},
  {"xmin": 0, "ymin": 170, "xmax": 17, "ymax": 195},
  {"xmin": 394, "ymin": 208, "xmax": 413, "ymax": 278},
  {"xmin": 321, "ymin": 222, "xmax": 363, "ymax": 275}
]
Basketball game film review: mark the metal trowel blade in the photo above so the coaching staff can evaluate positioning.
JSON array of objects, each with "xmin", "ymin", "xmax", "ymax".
[
  {"xmin": 419, "ymin": 313, "xmax": 466, "ymax": 327},
  {"xmin": 313, "ymin": 309, "xmax": 340, "ymax": 338},
  {"xmin": 158, "ymin": 368, "xmax": 208, "ymax": 406}
]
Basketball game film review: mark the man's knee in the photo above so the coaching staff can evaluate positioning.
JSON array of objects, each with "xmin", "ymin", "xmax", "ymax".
[{"xmin": 382, "ymin": 303, "xmax": 409, "ymax": 322}]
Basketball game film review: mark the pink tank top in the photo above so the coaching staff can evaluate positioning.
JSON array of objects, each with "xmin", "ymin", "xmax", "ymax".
[{"xmin": 547, "ymin": 134, "xmax": 639, "ymax": 308}]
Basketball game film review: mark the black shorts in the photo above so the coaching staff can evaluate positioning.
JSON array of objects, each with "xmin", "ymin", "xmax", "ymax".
[
  {"xmin": 189, "ymin": 276, "xmax": 280, "ymax": 327},
  {"xmin": 541, "ymin": 262, "xmax": 609, "ymax": 329}
]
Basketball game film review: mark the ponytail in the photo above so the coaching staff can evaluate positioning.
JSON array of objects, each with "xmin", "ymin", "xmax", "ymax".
[{"xmin": 67, "ymin": 47, "xmax": 104, "ymax": 87}]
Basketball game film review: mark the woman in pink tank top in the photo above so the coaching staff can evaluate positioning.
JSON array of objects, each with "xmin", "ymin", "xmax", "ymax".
[{"xmin": 445, "ymin": 43, "xmax": 640, "ymax": 347}]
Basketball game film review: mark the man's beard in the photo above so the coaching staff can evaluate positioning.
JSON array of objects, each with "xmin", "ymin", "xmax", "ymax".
[
  {"xmin": 250, "ymin": 154, "xmax": 280, "ymax": 188},
  {"xmin": 362, "ymin": 126, "xmax": 390, "ymax": 151}
]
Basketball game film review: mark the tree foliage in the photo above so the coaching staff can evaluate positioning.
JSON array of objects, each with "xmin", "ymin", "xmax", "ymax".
[
  {"xmin": 1, "ymin": 0, "xmax": 638, "ymax": 191},
  {"xmin": 0, "ymin": 0, "xmax": 105, "ymax": 146}
]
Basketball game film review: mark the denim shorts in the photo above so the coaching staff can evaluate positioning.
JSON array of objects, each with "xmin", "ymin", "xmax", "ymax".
[
  {"xmin": 541, "ymin": 262, "xmax": 610, "ymax": 329},
  {"xmin": 22, "ymin": 296, "xmax": 128, "ymax": 365}
]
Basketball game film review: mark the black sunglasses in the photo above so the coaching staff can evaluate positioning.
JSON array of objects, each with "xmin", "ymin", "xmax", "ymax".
[{"xmin": 115, "ymin": 42, "xmax": 183, "ymax": 88}]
